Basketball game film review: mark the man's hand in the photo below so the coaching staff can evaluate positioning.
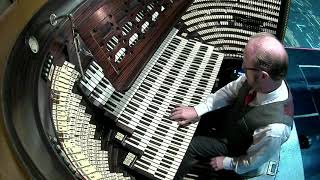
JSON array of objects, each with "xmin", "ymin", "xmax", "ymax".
[
  {"xmin": 170, "ymin": 104, "xmax": 198, "ymax": 126},
  {"xmin": 210, "ymin": 156, "xmax": 225, "ymax": 171}
]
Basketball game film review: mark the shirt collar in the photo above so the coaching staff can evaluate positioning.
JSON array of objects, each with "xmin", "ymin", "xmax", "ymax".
[{"xmin": 250, "ymin": 80, "xmax": 288, "ymax": 106}]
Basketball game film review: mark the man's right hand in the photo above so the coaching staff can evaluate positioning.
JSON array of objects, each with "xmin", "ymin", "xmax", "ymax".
[{"xmin": 170, "ymin": 104, "xmax": 198, "ymax": 126}]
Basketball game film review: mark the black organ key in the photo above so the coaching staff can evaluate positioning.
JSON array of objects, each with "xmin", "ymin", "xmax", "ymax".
[
  {"xmin": 208, "ymin": 60, "xmax": 216, "ymax": 66},
  {"xmin": 138, "ymin": 86, "xmax": 149, "ymax": 94},
  {"xmin": 198, "ymin": 83, "xmax": 207, "ymax": 88},
  {"xmin": 181, "ymin": 50, "xmax": 191, "ymax": 55},
  {"xmin": 169, "ymin": 71, "xmax": 178, "ymax": 77},
  {"xmin": 151, "ymin": 68, "xmax": 161, "ymax": 75},
  {"xmin": 90, "ymin": 62, "xmax": 100, "ymax": 70},
  {"xmin": 158, "ymin": 59, "xmax": 167, "ymax": 66},
  {"xmin": 181, "ymin": 81, "xmax": 191, "ymax": 86},
  {"xmin": 196, "ymin": 52, "xmax": 205, "ymax": 57},
  {"xmin": 150, "ymin": 139, "xmax": 162, "ymax": 147},
  {"xmin": 145, "ymin": 76, "xmax": 156, "ymax": 83},
  {"xmin": 110, "ymin": 93, "xmax": 121, "ymax": 102},
  {"xmin": 99, "ymin": 81, "xmax": 108, "ymax": 88},
  {"xmin": 132, "ymin": 95, "xmax": 143, "ymax": 102},
  {"xmin": 175, "ymin": 90, "xmax": 186, "ymax": 97},
  {"xmin": 162, "ymin": 53, "xmax": 171, "ymax": 59},
  {"xmin": 146, "ymin": 107, "xmax": 157, "ymax": 114},
  {"xmin": 210, "ymin": 53, "xmax": 218, "ymax": 59},
  {"xmin": 95, "ymin": 87, "xmax": 103, "ymax": 94},
  {"xmin": 158, "ymin": 88, "xmax": 169, "ymax": 94},
  {"xmin": 173, "ymin": 96, "xmax": 184, "ymax": 101},
  {"xmin": 164, "ymin": 77, "xmax": 175, "ymax": 84},
  {"xmin": 163, "ymin": 50, "xmax": 173, "ymax": 56},
  {"xmin": 154, "ymin": 129, "xmax": 166, "ymax": 137},
  {"xmin": 199, "ymin": 45, "xmax": 208, "ymax": 51},
  {"xmin": 172, "ymin": 64, "xmax": 183, "ymax": 69},
  {"xmin": 139, "ymin": 119, "xmax": 150, "ymax": 127},
  {"xmin": 185, "ymin": 43, "xmax": 193, "ymax": 48},
  {"xmin": 167, "ymin": 45, "xmax": 176, "ymax": 51},
  {"xmin": 88, "ymin": 66, "xmax": 97, "ymax": 74},
  {"xmin": 171, "ymin": 99, "xmax": 182, "ymax": 104},
  {"xmin": 193, "ymin": 57, "xmax": 202, "ymax": 63}
]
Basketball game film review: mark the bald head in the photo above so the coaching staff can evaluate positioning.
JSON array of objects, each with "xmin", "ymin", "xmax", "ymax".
[{"xmin": 245, "ymin": 32, "xmax": 288, "ymax": 81}]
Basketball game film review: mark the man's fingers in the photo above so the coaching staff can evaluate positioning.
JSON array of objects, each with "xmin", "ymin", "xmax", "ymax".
[
  {"xmin": 174, "ymin": 104, "xmax": 185, "ymax": 108},
  {"xmin": 171, "ymin": 105, "xmax": 187, "ymax": 113},
  {"xmin": 170, "ymin": 110, "xmax": 181, "ymax": 117},
  {"xmin": 178, "ymin": 120, "xmax": 191, "ymax": 126},
  {"xmin": 210, "ymin": 159, "xmax": 215, "ymax": 166},
  {"xmin": 176, "ymin": 120, "xmax": 192, "ymax": 127},
  {"xmin": 210, "ymin": 158, "xmax": 216, "ymax": 165},
  {"xmin": 210, "ymin": 157, "xmax": 224, "ymax": 171},
  {"xmin": 210, "ymin": 159, "xmax": 218, "ymax": 171},
  {"xmin": 170, "ymin": 112, "xmax": 184, "ymax": 121},
  {"xmin": 170, "ymin": 106, "xmax": 184, "ymax": 114}
]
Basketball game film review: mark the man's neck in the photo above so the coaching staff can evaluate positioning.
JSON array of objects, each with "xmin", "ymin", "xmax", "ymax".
[{"xmin": 260, "ymin": 80, "xmax": 282, "ymax": 93}]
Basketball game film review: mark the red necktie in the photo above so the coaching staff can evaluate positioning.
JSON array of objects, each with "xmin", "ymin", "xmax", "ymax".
[{"xmin": 245, "ymin": 91, "xmax": 256, "ymax": 105}]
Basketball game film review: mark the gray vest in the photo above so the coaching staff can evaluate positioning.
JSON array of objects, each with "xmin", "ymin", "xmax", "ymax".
[
  {"xmin": 217, "ymin": 81, "xmax": 294, "ymax": 179},
  {"xmin": 217, "ymin": 81, "xmax": 293, "ymax": 156}
]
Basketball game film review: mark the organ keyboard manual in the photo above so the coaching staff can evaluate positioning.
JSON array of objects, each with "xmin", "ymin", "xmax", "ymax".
[{"xmin": 80, "ymin": 28, "xmax": 223, "ymax": 179}]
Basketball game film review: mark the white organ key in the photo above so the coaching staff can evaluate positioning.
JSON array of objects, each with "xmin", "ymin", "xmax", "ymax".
[
  {"xmin": 90, "ymin": 92, "xmax": 106, "ymax": 107},
  {"xmin": 86, "ymin": 70, "xmax": 103, "ymax": 85},
  {"xmin": 82, "ymin": 75, "xmax": 97, "ymax": 88},
  {"xmin": 88, "ymin": 65, "xmax": 104, "ymax": 78},
  {"xmin": 53, "ymin": 84, "xmax": 71, "ymax": 94},
  {"xmin": 94, "ymin": 84, "xmax": 111, "ymax": 98},
  {"xmin": 79, "ymin": 80, "xmax": 94, "ymax": 94},
  {"xmin": 85, "ymin": 70, "xmax": 101, "ymax": 84}
]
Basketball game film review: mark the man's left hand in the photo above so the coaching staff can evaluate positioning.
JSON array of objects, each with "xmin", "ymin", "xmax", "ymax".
[{"xmin": 210, "ymin": 156, "xmax": 225, "ymax": 171}]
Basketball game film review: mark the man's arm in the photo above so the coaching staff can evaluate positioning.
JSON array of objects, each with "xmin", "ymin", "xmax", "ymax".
[
  {"xmin": 222, "ymin": 124, "xmax": 291, "ymax": 174},
  {"xmin": 194, "ymin": 75, "xmax": 246, "ymax": 117},
  {"xmin": 170, "ymin": 75, "xmax": 246, "ymax": 125}
]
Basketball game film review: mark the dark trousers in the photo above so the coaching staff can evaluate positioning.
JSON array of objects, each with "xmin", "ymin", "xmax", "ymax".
[
  {"xmin": 174, "ymin": 107, "xmax": 235, "ymax": 180},
  {"xmin": 174, "ymin": 136, "xmax": 229, "ymax": 180}
]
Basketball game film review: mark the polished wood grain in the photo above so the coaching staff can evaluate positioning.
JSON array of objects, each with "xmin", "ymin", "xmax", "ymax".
[{"xmin": 77, "ymin": 0, "xmax": 193, "ymax": 92}]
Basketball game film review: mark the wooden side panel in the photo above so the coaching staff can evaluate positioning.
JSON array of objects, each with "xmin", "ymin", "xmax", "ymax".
[{"xmin": 0, "ymin": 1, "xmax": 47, "ymax": 179}]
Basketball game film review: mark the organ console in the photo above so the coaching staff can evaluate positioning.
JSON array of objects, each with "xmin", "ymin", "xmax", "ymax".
[{"xmin": 2, "ymin": 0, "xmax": 291, "ymax": 179}]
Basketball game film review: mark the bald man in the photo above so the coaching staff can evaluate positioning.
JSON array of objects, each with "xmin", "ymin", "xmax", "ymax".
[{"xmin": 171, "ymin": 32, "xmax": 293, "ymax": 179}]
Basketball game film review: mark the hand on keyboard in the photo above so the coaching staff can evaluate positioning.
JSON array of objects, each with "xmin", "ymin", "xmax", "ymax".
[
  {"xmin": 170, "ymin": 104, "xmax": 198, "ymax": 126},
  {"xmin": 210, "ymin": 156, "xmax": 225, "ymax": 171}
]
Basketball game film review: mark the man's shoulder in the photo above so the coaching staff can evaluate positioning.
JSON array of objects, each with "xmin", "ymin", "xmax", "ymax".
[{"xmin": 237, "ymin": 75, "xmax": 247, "ymax": 84}]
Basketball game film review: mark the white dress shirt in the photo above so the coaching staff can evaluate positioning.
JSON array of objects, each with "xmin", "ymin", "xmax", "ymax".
[{"xmin": 194, "ymin": 75, "xmax": 291, "ymax": 174}]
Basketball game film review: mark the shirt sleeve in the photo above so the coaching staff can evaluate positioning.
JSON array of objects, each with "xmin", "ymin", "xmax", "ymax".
[
  {"xmin": 223, "ymin": 124, "xmax": 291, "ymax": 174},
  {"xmin": 194, "ymin": 75, "xmax": 246, "ymax": 116}
]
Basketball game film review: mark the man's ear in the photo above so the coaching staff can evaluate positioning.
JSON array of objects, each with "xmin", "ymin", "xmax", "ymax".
[{"xmin": 261, "ymin": 71, "xmax": 269, "ymax": 79}]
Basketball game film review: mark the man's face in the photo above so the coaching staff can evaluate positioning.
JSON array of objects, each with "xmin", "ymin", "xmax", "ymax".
[{"xmin": 242, "ymin": 47, "xmax": 260, "ymax": 89}]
